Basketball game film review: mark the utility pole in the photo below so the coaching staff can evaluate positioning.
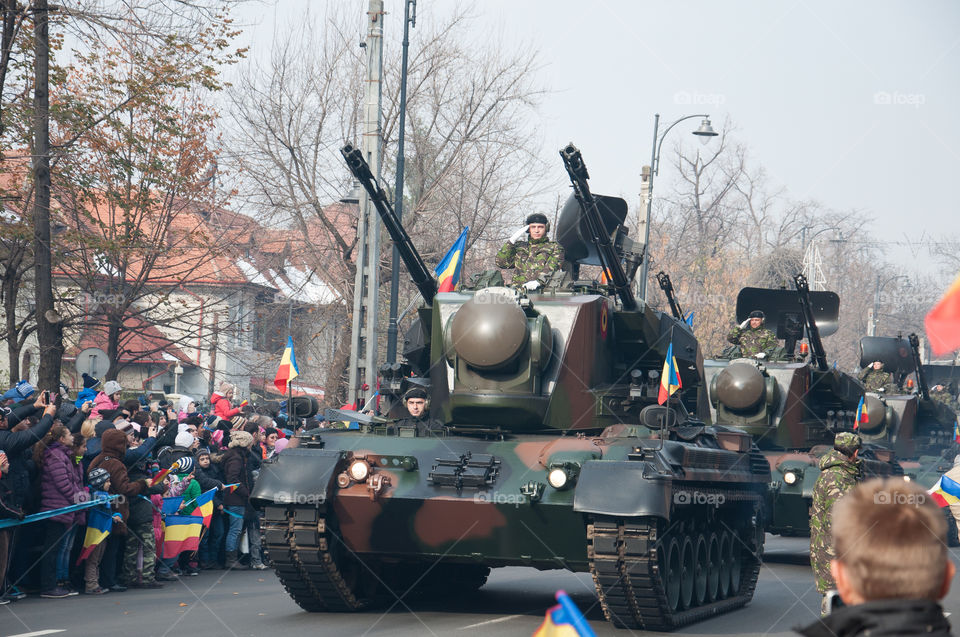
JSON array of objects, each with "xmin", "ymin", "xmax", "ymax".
[
  {"xmin": 32, "ymin": 0, "xmax": 63, "ymax": 388},
  {"xmin": 385, "ymin": 0, "xmax": 416, "ymax": 365},
  {"xmin": 347, "ymin": 0, "xmax": 384, "ymax": 407}
]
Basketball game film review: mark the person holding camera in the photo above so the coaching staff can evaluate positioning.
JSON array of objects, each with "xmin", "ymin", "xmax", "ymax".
[
  {"xmin": 810, "ymin": 431, "xmax": 862, "ymax": 615},
  {"xmin": 797, "ymin": 478, "xmax": 954, "ymax": 636},
  {"xmin": 495, "ymin": 213, "xmax": 565, "ymax": 288}
]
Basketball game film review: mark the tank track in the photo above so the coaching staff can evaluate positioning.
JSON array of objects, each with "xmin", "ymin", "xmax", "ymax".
[
  {"xmin": 262, "ymin": 503, "xmax": 370, "ymax": 612},
  {"xmin": 587, "ymin": 493, "xmax": 762, "ymax": 631}
]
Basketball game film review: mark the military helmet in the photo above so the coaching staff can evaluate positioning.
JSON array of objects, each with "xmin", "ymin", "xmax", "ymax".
[{"xmin": 834, "ymin": 431, "xmax": 862, "ymax": 456}]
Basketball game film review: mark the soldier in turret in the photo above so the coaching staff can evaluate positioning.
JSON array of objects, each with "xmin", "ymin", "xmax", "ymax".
[
  {"xmin": 726, "ymin": 310, "xmax": 777, "ymax": 357},
  {"xmin": 495, "ymin": 213, "xmax": 565, "ymax": 288},
  {"xmin": 930, "ymin": 383, "xmax": 959, "ymax": 410},
  {"xmin": 859, "ymin": 360, "xmax": 892, "ymax": 392},
  {"xmin": 809, "ymin": 431, "xmax": 862, "ymax": 615},
  {"xmin": 394, "ymin": 388, "xmax": 442, "ymax": 436}
]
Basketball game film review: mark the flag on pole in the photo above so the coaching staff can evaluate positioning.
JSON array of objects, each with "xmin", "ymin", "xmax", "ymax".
[
  {"xmin": 190, "ymin": 488, "xmax": 217, "ymax": 528},
  {"xmin": 435, "ymin": 227, "xmax": 469, "ymax": 293},
  {"xmin": 954, "ymin": 416, "xmax": 960, "ymax": 444},
  {"xmin": 684, "ymin": 311, "xmax": 694, "ymax": 327},
  {"xmin": 161, "ymin": 496, "xmax": 183, "ymax": 515},
  {"xmin": 657, "ymin": 341, "xmax": 682, "ymax": 405},
  {"xmin": 928, "ymin": 474, "xmax": 960, "ymax": 508},
  {"xmin": 274, "ymin": 335, "xmax": 300, "ymax": 395},
  {"xmin": 854, "ymin": 396, "xmax": 868, "ymax": 429},
  {"xmin": 222, "ymin": 483, "xmax": 240, "ymax": 493},
  {"xmin": 161, "ymin": 514, "xmax": 203, "ymax": 559},
  {"xmin": 76, "ymin": 503, "xmax": 112, "ymax": 564},
  {"xmin": 533, "ymin": 589, "xmax": 596, "ymax": 637},
  {"xmin": 925, "ymin": 272, "xmax": 960, "ymax": 356}
]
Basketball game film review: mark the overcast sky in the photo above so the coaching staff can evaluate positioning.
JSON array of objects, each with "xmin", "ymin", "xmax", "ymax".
[{"xmin": 233, "ymin": 0, "xmax": 959, "ymax": 275}]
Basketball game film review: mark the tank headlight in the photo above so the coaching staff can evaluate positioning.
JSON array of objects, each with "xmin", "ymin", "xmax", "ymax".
[
  {"xmin": 783, "ymin": 470, "xmax": 798, "ymax": 485},
  {"xmin": 546, "ymin": 462, "xmax": 580, "ymax": 490},
  {"xmin": 547, "ymin": 468, "xmax": 568, "ymax": 489},
  {"xmin": 348, "ymin": 458, "xmax": 370, "ymax": 482}
]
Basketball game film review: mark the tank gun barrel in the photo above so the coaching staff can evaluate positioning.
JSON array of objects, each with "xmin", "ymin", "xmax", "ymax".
[
  {"xmin": 794, "ymin": 273, "xmax": 828, "ymax": 371},
  {"xmin": 559, "ymin": 144, "xmax": 638, "ymax": 311},
  {"xmin": 656, "ymin": 271, "xmax": 685, "ymax": 321},
  {"xmin": 908, "ymin": 333, "xmax": 931, "ymax": 400},
  {"xmin": 341, "ymin": 143, "xmax": 437, "ymax": 305}
]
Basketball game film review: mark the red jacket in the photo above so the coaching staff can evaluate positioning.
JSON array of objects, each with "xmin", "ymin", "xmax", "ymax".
[{"xmin": 210, "ymin": 392, "xmax": 240, "ymax": 420}]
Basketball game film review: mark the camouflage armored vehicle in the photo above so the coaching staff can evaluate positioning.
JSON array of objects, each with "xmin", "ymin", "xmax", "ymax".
[
  {"xmin": 702, "ymin": 279, "xmax": 903, "ymax": 536},
  {"xmin": 250, "ymin": 144, "xmax": 771, "ymax": 631}
]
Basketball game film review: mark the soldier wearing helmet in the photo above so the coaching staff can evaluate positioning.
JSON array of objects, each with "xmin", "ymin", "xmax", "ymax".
[
  {"xmin": 495, "ymin": 213, "xmax": 565, "ymax": 288},
  {"xmin": 809, "ymin": 431, "xmax": 863, "ymax": 615},
  {"xmin": 859, "ymin": 360, "xmax": 892, "ymax": 393},
  {"xmin": 395, "ymin": 388, "xmax": 442, "ymax": 436},
  {"xmin": 726, "ymin": 309, "xmax": 777, "ymax": 357}
]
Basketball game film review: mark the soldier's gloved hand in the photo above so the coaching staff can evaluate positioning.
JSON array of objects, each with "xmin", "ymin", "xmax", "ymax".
[
  {"xmin": 523, "ymin": 280, "xmax": 541, "ymax": 291},
  {"xmin": 739, "ymin": 319, "xmax": 751, "ymax": 329},
  {"xmin": 507, "ymin": 225, "xmax": 529, "ymax": 244}
]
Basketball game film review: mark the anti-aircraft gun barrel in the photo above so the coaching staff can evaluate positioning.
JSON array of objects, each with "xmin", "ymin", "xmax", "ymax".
[
  {"xmin": 341, "ymin": 143, "xmax": 437, "ymax": 305},
  {"xmin": 656, "ymin": 271, "xmax": 685, "ymax": 321},
  {"xmin": 559, "ymin": 144, "xmax": 638, "ymax": 311},
  {"xmin": 908, "ymin": 333, "xmax": 931, "ymax": 400},
  {"xmin": 794, "ymin": 273, "xmax": 828, "ymax": 371}
]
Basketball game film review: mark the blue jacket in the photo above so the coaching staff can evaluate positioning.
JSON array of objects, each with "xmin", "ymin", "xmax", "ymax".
[{"xmin": 75, "ymin": 387, "xmax": 98, "ymax": 409}]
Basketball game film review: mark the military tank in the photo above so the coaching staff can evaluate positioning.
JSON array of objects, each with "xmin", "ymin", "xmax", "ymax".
[
  {"xmin": 701, "ymin": 280, "xmax": 903, "ymax": 536},
  {"xmin": 250, "ymin": 143, "xmax": 771, "ymax": 631}
]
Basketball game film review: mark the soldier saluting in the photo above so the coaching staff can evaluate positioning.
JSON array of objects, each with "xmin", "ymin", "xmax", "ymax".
[
  {"xmin": 727, "ymin": 310, "xmax": 777, "ymax": 357},
  {"xmin": 859, "ymin": 360, "xmax": 892, "ymax": 392},
  {"xmin": 495, "ymin": 213, "xmax": 564, "ymax": 288}
]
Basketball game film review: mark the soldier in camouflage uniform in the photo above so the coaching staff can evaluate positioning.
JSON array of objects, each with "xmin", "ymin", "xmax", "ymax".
[
  {"xmin": 859, "ymin": 361, "xmax": 892, "ymax": 392},
  {"xmin": 809, "ymin": 431, "xmax": 862, "ymax": 614},
  {"xmin": 495, "ymin": 213, "xmax": 565, "ymax": 287},
  {"xmin": 726, "ymin": 310, "xmax": 778, "ymax": 357},
  {"xmin": 930, "ymin": 383, "xmax": 959, "ymax": 411}
]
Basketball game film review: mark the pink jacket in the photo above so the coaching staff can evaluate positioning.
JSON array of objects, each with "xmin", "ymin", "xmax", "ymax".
[{"xmin": 92, "ymin": 391, "xmax": 119, "ymax": 417}]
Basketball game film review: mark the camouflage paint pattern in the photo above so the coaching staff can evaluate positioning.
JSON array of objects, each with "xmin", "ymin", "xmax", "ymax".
[
  {"xmin": 725, "ymin": 325, "xmax": 778, "ymax": 357},
  {"xmin": 858, "ymin": 368, "xmax": 892, "ymax": 392},
  {"xmin": 809, "ymin": 448, "xmax": 861, "ymax": 594},
  {"xmin": 495, "ymin": 237, "xmax": 565, "ymax": 286}
]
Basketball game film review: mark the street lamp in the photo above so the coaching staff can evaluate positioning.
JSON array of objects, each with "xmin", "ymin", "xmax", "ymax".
[
  {"xmin": 638, "ymin": 114, "xmax": 718, "ymax": 301},
  {"xmin": 870, "ymin": 274, "xmax": 911, "ymax": 337}
]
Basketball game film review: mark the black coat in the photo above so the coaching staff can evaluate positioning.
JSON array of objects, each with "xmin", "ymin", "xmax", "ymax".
[
  {"xmin": 220, "ymin": 446, "xmax": 251, "ymax": 508},
  {"xmin": 0, "ymin": 413, "xmax": 54, "ymax": 508},
  {"xmin": 796, "ymin": 598, "xmax": 952, "ymax": 637}
]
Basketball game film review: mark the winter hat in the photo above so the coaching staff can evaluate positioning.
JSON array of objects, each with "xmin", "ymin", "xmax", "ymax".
[
  {"xmin": 87, "ymin": 467, "xmax": 110, "ymax": 490},
  {"xmin": 114, "ymin": 419, "xmax": 134, "ymax": 434},
  {"xmin": 219, "ymin": 382, "xmax": 235, "ymax": 395},
  {"xmin": 94, "ymin": 420, "xmax": 114, "ymax": 438},
  {"xmin": 195, "ymin": 448, "xmax": 210, "ymax": 460},
  {"xmin": 230, "ymin": 415, "xmax": 248, "ymax": 430},
  {"xmin": 172, "ymin": 455, "xmax": 194, "ymax": 474},
  {"xmin": 228, "ymin": 430, "xmax": 253, "ymax": 449},
  {"xmin": 82, "ymin": 373, "xmax": 101, "ymax": 390},
  {"xmin": 103, "ymin": 380, "xmax": 122, "ymax": 396},
  {"xmin": 175, "ymin": 431, "xmax": 195, "ymax": 448}
]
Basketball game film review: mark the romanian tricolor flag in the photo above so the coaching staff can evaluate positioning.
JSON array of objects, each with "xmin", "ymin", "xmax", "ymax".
[
  {"xmin": 76, "ymin": 502, "xmax": 112, "ymax": 564},
  {"xmin": 161, "ymin": 496, "xmax": 183, "ymax": 515},
  {"xmin": 148, "ymin": 467, "xmax": 172, "ymax": 487},
  {"xmin": 925, "ymin": 272, "xmax": 960, "ymax": 356},
  {"xmin": 928, "ymin": 474, "xmax": 960, "ymax": 508},
  {"xmin": 657, "ymin": 341, "xmax": 682, "ymax": 405},
  {"xmin": 954, "ymin": 417, "xmax": 960, "ymax": 444},
  {"xmin": 191, "ymin": 488, "xmax": 217, "ymax": 527},
  {"xmin": 854, "ymin": 396, "xmax": 868, "ymax": 429},
  {"xmin": 161, "ymin": 514, "xmax": 203, "ymax": 559},
  {"xmin": 222, "ymin": 483, "xmax": 240, "ymax": 493},
  {"xmin": 274, "ymin": 336, "xmax": 300, "ymax": 395},
  {"xmin": 533, "ymin": 589, "xmax": 596, "ymax": 637},
  {"xmin": 434, "ymin": 227, "xmax": 469, "ymax": 293}
]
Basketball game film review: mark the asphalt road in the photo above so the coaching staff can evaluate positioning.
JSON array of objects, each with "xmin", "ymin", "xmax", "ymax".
[{"xmin": 3, "ymin": 536, "xmax": 958, "ymax": 637}]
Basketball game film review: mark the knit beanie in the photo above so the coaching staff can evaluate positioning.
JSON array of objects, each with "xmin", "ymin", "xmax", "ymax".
[
  {"xmin": 82, "ymin": 373, "xmax": 101, "ymax": 389},
  {"xmin": 228, "ymin": 430, "xmax": 253, "ymax": 449},
  {"xmin": 175, "ymin": 431, "xmax": 195, "ymax": 448}
]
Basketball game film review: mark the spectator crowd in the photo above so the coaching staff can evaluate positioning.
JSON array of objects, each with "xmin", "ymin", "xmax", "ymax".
[{"xmin": 0, "ymin": 375, "xmax": 301, "ymax": 603}]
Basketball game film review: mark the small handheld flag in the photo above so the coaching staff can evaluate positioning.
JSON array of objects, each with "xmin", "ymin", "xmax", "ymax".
[
  {"xmin": 657, "ymin": 341, "xmax": 682, "ymax": 405},
  {"xmin": 148, "ymin": 467, "xmax": 172, "ymax": 487},
  {"xmin": 191, "ymin": 488, "xmax": 217, "ymax": 528},
  {"xmin": 161, "ymin": 514, "xmax": 203, "ymax": 559},
  {"xmin": 533, "ymin": 589, "xmax": 596, "ymax": 637},
  {"xmin": 76, "ymin": 501, "xmax": 112, "ymax": 564},
  {"xmin": 435, "ymin": 227, "xmax": 469, "ymax": 293},
  {"xmin": 684, "ymin": 311, "xmax": 694, "ymax": 327},
  {"xmin": 854, "ymin": 396, "xmax": 868, "ymax": 429},
  {"xmin": 222, "ymin": 483, "xmax": 240, "ymax": 493},
  {"xmin": 928, "ymin": 474, "xmax": 960, "ymax": 508},
  {"xmin": 954, "ymin": 417, "xmax": 960, "ymax": 444},
  {"xmin": 161, "ymin": 496, "xmax": 184, "ymax": 515},
  {"xmin": 274, "ymin": 336, "xmax": 300, "ymax": 395}
]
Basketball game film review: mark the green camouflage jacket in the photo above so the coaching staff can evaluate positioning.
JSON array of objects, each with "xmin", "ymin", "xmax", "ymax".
[
  {"xmin": 859, "ymin": 368, "xmax": 892, "ymax": 392},
  {"xmin": 725, "ymin": 325, "xmax": 777, "ymax": 357},
  {"xmin": 809, "ymin": 449, "xmax": 861, "ymax": 594},
  {"xmin": 495, "ymin": 237, "xmax": 564, "ymax": 286},
  {"xmin": 930, "ymin": 388, "xmax": 959, "ymax": 411}
]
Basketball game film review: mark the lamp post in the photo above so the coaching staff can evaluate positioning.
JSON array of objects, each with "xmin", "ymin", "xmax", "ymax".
[
  {"xmin": 638, "ymin": 113, "xmax": 718, "ymax": 301},
  {"xmin": 870, "ymin": 274, "xmax": 910, "ymax": 337}
]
